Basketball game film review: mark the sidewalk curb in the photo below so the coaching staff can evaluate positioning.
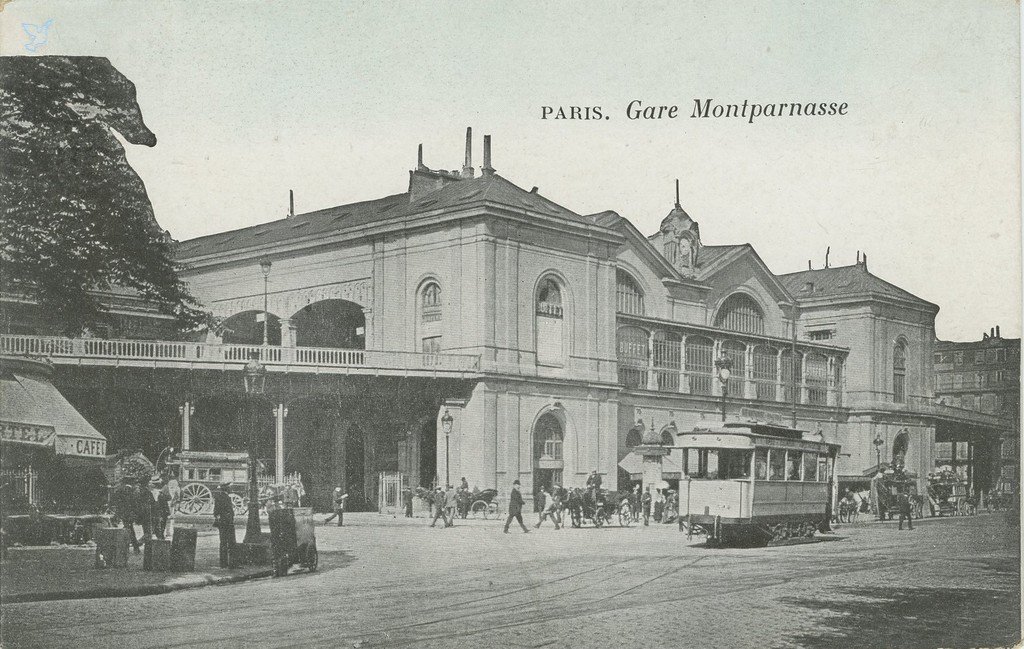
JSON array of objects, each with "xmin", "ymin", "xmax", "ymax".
[{"xmin": 1, "ymin": 567, "xmax": 274, "ymax": 605}]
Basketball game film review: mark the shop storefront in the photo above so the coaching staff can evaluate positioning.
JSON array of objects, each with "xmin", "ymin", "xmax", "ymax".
[{"xmin": 1, "ymin": 356, "xmax": 108, "ymax": 514}]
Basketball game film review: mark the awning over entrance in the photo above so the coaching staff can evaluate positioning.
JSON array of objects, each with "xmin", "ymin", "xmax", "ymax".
[
  {"xmin": 618, "ymin": 451, "xmax": 684, "ymax": 480},
  {"xmin": 1, "ymin": 371, "xmax": 107, "ymax": 459}
]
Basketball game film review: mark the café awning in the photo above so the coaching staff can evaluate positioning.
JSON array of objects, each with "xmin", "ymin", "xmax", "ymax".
[{"xmin": 0, "ymin": 371, "xmax": 107, "ymax": 459}]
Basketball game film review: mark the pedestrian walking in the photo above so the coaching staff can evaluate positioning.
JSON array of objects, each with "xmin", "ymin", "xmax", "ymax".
[
  {"xmin": 503, "ymin": 480, "xmax": 530, "ymax": 533},
  {"xmin": 535, "ymin": 487, "xmax": 560, "ymax": 529},
  {"xmin": 444, "ymin": 485, "xmax": 457, "ymax": 527},
  {"xmin": 429, "ymin": 486, "xmax": 448, "ymax": 528},
  {"xmin": 641, "ymin": 486, "xmax": 652, "ymax": 526},
  {"xmin": 212, "ymin": 481, "xmax": 236, "ymax": 568},
  {"xmin": 113, "ymin": 481, "xmax": 142, "ymax": 553},
  {"xmin": 897, "ymin": 491, "xmax": 914, "ymax": 531},
  {"xmin": 653, "ymin": 488, "xmax": 665, "ymax": 523},
  {"xmin": 628, "ymin": 485, "xmax": 640, "ymax": 522},
  {"xmin": 134, "ymin": 477, "xmax": 154, "ymax": 543},
  {"xmin": 324, "ymin": 488, "xmax": 348, "ymax": 526},
  {"xmin": 162, "ymin": 470, "xmax": 180, "ymax": 537},
  {"xmin": 403, "ymin": 488, "xmax": 414, "ymax": 518},
  {"xmin": 152, "ymin": 476, "xmax": 170, "ymax": 539}
]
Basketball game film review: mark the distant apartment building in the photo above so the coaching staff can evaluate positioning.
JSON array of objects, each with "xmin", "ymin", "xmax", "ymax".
[{"xmin": 934, "ymin": 327, "xmax": 1020, "ymax": 495}]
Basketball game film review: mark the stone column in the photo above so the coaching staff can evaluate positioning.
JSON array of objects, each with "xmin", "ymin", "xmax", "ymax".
[
  {"xmin": 279, "ymin": 318, "xmax": 294, "ymax": 348},
  {"xmin": 744, "ymin": 345, "xmax": 756, "ymax": 400},
  {"xmin": 179, "ymin": 401, "xmax": 193, "ymax": 451},
  {"xmin": 776, "ymin": 349, "xmax": 784, "ymax": 403},
  {"xmin": 646, "ymin": 331, "xmax": 658, "ymax": 390},
  {"xmin": 678, "ymin": 334, "xmax": 689, "ymax": 394},
  {"xmin": 273, "ymin": 404, "xmax": 288, "ymax": 484}
]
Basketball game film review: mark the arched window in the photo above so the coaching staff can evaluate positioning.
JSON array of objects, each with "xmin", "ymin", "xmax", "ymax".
[
  {"xmin": 806, "ymin": 353, "xmax": 829, "ymax": 405},
  {"xmin": 893, "ymin": 341, "xmax": 907, "ymax": 403},
  {"xmin": 892, "ymin": 430, "xmax": 909, "ymax": 466},
  {"xmin": 625, "ymin": 427, "xmax": 642, "ymax": 448},
  {"xmin": 421, "ymin": 282, "xmax": 441, "ymax": 322},
  {"xmin": 752, "ymin": 345, "xmax": 778, "ymax": 401},
  {"xmin": 661, "ymin": 430, "xmax": 675, "ymax": 447},
  {"xmin": 617, "ymin": 326, "xmax": 648, "ymax": 389},
  {"xmin": 535, "ymin": 414, "xmax": 563, "ymax": 461},
  {"xmin": 652, "ymin": 331, "xmax": 682, "ymax": 392},
  {"xmin": 536, "ymin": 277, "xmax": 566, "ymax": 366},
  {"xmin": 686, "ymin": 336, "xmax": 714, "ymax": 395},
  {"xmin": 714, "ymin": 294, "xmax": 765, "ymax": 335},
  {"xmin": 663, "ymin": 240, "xmax": 678, "ymax": 265},
  {"xmin": 616, "ymin": 270, "xmax": 645, "ymax": 316},
  {"xmin": 721, "ymin": 340, "xmax": 746, "ymax": 396}
]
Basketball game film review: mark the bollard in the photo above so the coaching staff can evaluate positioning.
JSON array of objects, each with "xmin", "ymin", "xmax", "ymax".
[
  {"xmin": 94, "ymin": 528, "xmax": 129, "ymax": 568},
  {"xmin": 170, "ymin": 527, "xmax": 197, "ymax": 572},
  {"xmin": 143, "ymin": 539, "xmax": 173, "ymax": 571}
]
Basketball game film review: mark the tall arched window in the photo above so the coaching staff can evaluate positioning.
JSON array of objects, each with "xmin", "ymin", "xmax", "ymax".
[
  {"xmin": 616, "ymin": 270, "xmax": 645, "ymax": 316},
  {"xmin": 714, "ymin": 293, "xmax": 765, "ymax": 335},
  {"xmin": 686, "ymin": 336, "xmax": 714, "ymax": 395},
  {"xmin": 617, "ymin": 326, "xmax": 648, "ymax": 389},
  {"xmin": 781, "ymin": 349, "xmax": 802, "ymax": 403},
  {"xmin": 421, "ymin": 282, "xmax": 441, "ymax": 322},
  {"xmin": 536, "ymin": 277, "xmax": 565, "ymax": 366},
  {"xmin": 663, "ymin": 240, "xmax": 678, "ymax": 265},
  {"xmin": 652, "ymin": 331, "xmax": 682, "ymax": 392},
  {"xmin": 806, "ymin": 353, "xmax": 829, "ymax": 405},
  {"xmin": 418, "ymin": 281, "xmax": 442, "ymax": 357},
  {"xmin": 893, "ymin": 341, "xmax": 907, "ymax": 403},
  {"xmin": 721, "ymin": 340, "xmax": 746, "ymax": 396},
  {"xmin": 752, "ymin": 345, "xmax": 778, "ymax": 401}
]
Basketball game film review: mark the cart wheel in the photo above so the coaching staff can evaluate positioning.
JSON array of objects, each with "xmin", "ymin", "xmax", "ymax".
[
  {"xmin": 178, "ymin": 483, "xmax": 213, "ymax": 515},
  {"xmin": 594, "ymin": 507, "xmax": 604, "ymax": 527},
  {"xmin": 618, "ymin": 506, "xmax": 632, "ymax": 527},
  {"xmin": 306, "ymin": 542, "xmax": 318, "ymax": 572},
  {"xmin": 230, "ymin": 493, "xmax": 246, "ymax": 517},
  {"xmin": 486, "ymin": 503, "xmax": 499, "ymax": 519},
  {"xmin": 471, "ymin": 500, "xmax": 488, "ymax": 519}
]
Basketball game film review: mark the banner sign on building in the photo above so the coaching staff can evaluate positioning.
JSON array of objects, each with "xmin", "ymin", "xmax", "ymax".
[
  {"xmin": 0, "ymin": 421, "xmax": 56, "ymax": 447},
  {"xmin": 53, "ymin": 435, "xmax": 107, "ymax": 458}
]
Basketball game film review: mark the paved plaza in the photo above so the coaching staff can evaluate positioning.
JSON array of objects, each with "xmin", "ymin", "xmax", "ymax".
[{"xmin": 1, "ymin": 513, "xmax": 1019, "ymax": 649}]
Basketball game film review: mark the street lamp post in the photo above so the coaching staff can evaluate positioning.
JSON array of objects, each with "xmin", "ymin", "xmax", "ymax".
[
  {"xmin": 715, "ymin": 355, "xmax": 733, "ymax": 423},
  {"xmin": 243, "ymin": 354, "xmax": 267, "ymax": 544},
  {"xmin": 440, "ymin": 409, "xmax": 453, "ymax": 486},
  {"xmin": 873, "ymin": 433, "xmax": 884, "ymax": 470},
  {"xmin": 259, "ymin": 257, "xmax": 272, "ymax": 346}
]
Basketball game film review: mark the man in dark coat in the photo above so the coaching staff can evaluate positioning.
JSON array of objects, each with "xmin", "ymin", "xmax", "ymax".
[
  {"xmin": 113, "ymin": 481, "xmax": 142, "ymax": 553},
  {"xmin": 503, "ymin": 480, "xmax": 530, "ymax": 534},
  {"xmin": 897, "ymin": 491, "xmax": 914, "ymax": 531},
  {"xmin": 212, "ymin": 482, "xmax": 236, "ymax": 568}
]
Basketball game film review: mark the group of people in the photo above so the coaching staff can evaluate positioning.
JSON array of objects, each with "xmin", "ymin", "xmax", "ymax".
[
  {"xmin": 428, "ymin": 482, "xmax": 461, "ymax": 528},
  {"xmin": 111, "ymin": 470, "xmax": 180, "ymax": 553}
]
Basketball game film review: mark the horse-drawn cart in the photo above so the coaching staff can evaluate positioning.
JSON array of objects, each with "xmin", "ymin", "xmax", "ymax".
[
  {"xmin": 468, "ymin": 489, "xmax": 500, "ymax": 519},
  {"xmin": 928, "ymin": 472, "xmax": 975, "ymax": 517},
  {"xmin": 169, "ymin": 451, "xmax": 273, "ymax": 517}
]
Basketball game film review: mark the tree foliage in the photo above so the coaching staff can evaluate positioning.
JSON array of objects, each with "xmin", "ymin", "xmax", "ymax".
[{"xmin": 0, "ymin": 56, "xmax": 204, "ymax": 335}]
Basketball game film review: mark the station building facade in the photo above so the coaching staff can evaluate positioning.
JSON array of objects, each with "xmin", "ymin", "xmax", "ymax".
[{"xmin": 166, "ymin": 129, "xmax": 1009, "ymax": 509}]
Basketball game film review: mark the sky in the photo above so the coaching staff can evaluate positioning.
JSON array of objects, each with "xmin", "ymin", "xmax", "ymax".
[{"xmin": 1, "ymin": 1, "xmax": 1020, "ymax": 341}]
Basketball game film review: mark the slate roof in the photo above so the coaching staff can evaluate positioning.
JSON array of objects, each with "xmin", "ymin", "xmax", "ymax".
[
  {"xmin": 695, "ymin": 244, "xmax": 747, "ymax": 269},
  {"xmin": 778, "ymin": 264, "xmax": 935, "ymax": 307},
  {"xmin": 174, "ymin": 173, "xmax": 585, "ymax": 259}
]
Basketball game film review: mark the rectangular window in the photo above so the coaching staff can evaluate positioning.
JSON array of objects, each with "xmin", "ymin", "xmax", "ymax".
[
  {"xmin": 808, "ymin": 330, "xmax": 834, "ymax": 341},
  {"xmin": 953, "ymin": 351, "xmax": 964, "ymax": 365},
  {"xmin": 422, "ymin": 336, "xmax": 441, "ymax": 366},
  {"xmin": 974, "ymin": 351, "xmax": 984, "ymax": 364},
  {"xmin": 683, "ymin": 449, "xmax": 721, "ymax": 479},
  {"xmin": 996, "ymin": 349, "xmax": 1007, "ymax": 362},
  {"xmin": 981, "ymin": 393, "xmax": 996, "ymax": 413},
  {"xmin": 755, "ymin": 448, "xmax": 769, "ymax": 480},
  {"xmin": 536, "ymin": 317, "xmax": 563, "ymax": 365},
  {"xmin": 722, "ymin": 450, "xmax": 751, "ymax": 479},
  {"xmin": 787, "ymin": 451, "xmax": 802, "ymax": 480},
  {"xmin": 893, "ymin": 374, "xmax": 906, "ymax": 403},
  {"xmin": 769, "ymin": 449, "xmax": 786, "ymax": 480},
  {"xmin": 802, "ymin": 452, "xmax": 817, "ymax": 482},
  {"xmin": 817, "ymin": 455, "xmax": 828, "ymax": 482},
  {"xmin": 952, "ymin": 373, "xmax": 964, "ymax": 389},
  {"xmin": 544, "ymin": 438, "xmax": 563, "ymax": 461},
  {"xmin": 961, "ymin": 394, "xmax": 976, "ymax": 410},
  {"xmin": 986, "ymin": 349, "xmax": 998, "ymax": 363}
]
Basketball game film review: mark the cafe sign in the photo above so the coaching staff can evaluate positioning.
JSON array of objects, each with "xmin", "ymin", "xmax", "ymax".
[
  {"xmin": 0, "ymin": 421, "xmax": 56, "ymax": 447},
  {"xmin": 54, "ymin": 435, "xmax": 107, "ymax": 458}
]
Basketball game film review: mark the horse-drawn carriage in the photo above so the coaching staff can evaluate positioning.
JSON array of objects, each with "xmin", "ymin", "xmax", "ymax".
[
  {"xmin": 467, "ymin": 489, "xmax": 500, "ymax": 519},
  {"xmin": 169, "ymin": 451, "xmax": 272, "ymax": 517},
  {"xmin": 927, "ymin": 471, "xmax": 975, "ymax": 517},
  {"xmin": 567, "ymin": 488, "xmax": 633, "ymax": 527},
  {"xmin": 873, "ymin": 471, "xmax": 925, "ymax": 520}
]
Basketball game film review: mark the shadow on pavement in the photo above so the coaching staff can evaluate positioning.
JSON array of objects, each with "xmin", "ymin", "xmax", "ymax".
[{"xmin": 782, "ymin": 586, "xmax": 1021, "ymax": 649}]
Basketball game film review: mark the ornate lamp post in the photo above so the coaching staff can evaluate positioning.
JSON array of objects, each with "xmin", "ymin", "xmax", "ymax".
[
  {"xmin": 873, "ymin": 432, "xmax": 884, "ymax": 470},
  {"xmin": 259, "ymin": 257, "xmax": 272, "ymax": 346},
  {"xmin": 440, "ymin": 409, "xmax": 454, "ymax": 486},
  {"xmin": 243, "ymin": 354, "xmax": 266, "ymax": 544},
  {"xmin": 715, "ymin": 355, "xmax": 733, "ymax": 422}
]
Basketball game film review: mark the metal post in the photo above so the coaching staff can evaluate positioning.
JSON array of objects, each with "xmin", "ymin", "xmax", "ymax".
[
  {"xmin": 445, "ymin": 431, "xmax": 450, "ymax": 486},
  {"xmin": 262, "ymin": 273, "xmax": 269, "ymax": 346},
  {"xmin": 244, "ymin": 393, "xmax": 261, "ymax": 544},
  {"xmin": 721, "ymin": 381, "xmax": 728, "ymax": 422},
  {"xmin": 274, "ymin": 404, "xmax": 286, "ymax": 484}
]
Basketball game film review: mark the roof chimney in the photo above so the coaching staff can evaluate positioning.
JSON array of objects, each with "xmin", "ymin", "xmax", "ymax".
[
  {"xmin": 417, "ymin": 143, "xmax": 425, "ymax": 170},
  {"xmin": 674, "ymin": 179, "xmax": 681, "ymax": 209},
  {"xmin": 991, "ymin": 327, "xmax": 996, "ymax": 338},
  {"xmin": 808, "ymin": 260, "xmax": 812, "ymax": 270},
  {"xmin": 996, "ymin": 325, "xmax": 1000, "ymax": 338},
  {"xmin": 825, "ymin": 246, "xmax": 830, "ymax": 268},
  {"xmin": 482, "ymin": 135, "xmax": 494, "ymax": 176},
  {"xmin": 462, "ymin": 127, "xmax": 474, "ymax": 179},
  {"xmin": 288, "ymin": 189, "xmax": 294, "ymax": 219},
  {"xmin": 862, "ymin": 252, "xmax": 868, "ymax": 269}
]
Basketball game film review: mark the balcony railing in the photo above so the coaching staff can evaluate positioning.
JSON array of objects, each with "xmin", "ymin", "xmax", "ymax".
[
  {"xmin": 846, "ymin": 390, "xmax": 1008, "ymax": 427},
  {"xmin": 0, "ymin": 334, "xmax": 480, "ymax": 374}
]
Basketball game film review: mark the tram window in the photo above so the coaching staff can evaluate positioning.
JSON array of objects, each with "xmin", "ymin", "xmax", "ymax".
[
  {"xmin": 755, "ymin": 449, "xmax": 769, "ymax": 480},
  {"xmin": 802, "ymin": 453, "xmax": 817, "ymax": 482},
  {"xmin": 721, "ymin": 450, "xmax": 751, "ymax": 479},
  {"xmin": 768, "ymin": 450, "xmax": 786, "ymax": 480},
  {"xmin": 683, "ymin": 449, "xmax": 720, "ymax": 479},
  {"xmin": 817, "ymin": 455, "xmax": 828, "ymax": 482},
  {"xmin": 786, "ymin": 451, "xmax": 802, "ymax": 481}
]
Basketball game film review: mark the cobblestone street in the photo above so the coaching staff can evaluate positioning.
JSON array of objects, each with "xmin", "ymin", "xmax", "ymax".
[{"xmin": 1, "ymin": 514, "xmax": 1019, "ymax": 649}]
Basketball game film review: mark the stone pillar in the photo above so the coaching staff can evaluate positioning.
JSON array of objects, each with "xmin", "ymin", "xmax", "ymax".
[
  {"xmin": 273, "ymin": 404, "xmax": 288, "ymax": 484},
  {"xmin": 744, "ymin": 346, "xmax": 756, "ymax": 400},
  {"xmin": 636, "ymin": 444, "xmax": 668, "ymax": 500},
  {"xmin": 776, "ymin": 349, "xmax": 784, "ymax": 403},
  {"xmin": 678, "ymin": 334, "xmax": 689, "ymax": 394},
  {"xmin": 279, "ymin": 318, "xmax": 294, "ymax": 348},
  {"xmin": 646, "ymin": 331, "xmax": 658, "ymax": 391},
  {"xmin": 179, "ymin": 402, "xmax": 193, "ymax": 451}
]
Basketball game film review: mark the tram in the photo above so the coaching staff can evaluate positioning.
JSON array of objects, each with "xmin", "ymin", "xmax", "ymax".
[{"xmin": 676, "ymin": 422, "xmax": 839, "ymax": 547}]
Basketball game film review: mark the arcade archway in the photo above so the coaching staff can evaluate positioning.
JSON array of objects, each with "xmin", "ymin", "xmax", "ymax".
[
  {"xmin": 220, "ymin": 310, "xmax": 281, "ymax": 346},
  {"xmin": 292, "ymin": 299, "xmax": 365, "ymax": 349}
]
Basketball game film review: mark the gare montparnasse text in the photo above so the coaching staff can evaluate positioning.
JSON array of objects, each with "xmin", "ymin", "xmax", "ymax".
[{"xmin": 540, "ymin": 99, "xmax": 849, "ymax": 123}]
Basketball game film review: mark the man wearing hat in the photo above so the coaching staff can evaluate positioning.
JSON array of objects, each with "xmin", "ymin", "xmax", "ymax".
[
  {"xmin": 212, "ymin": 481, "xmax": 236, "ymax": 568},
  {"xmin": 324, "ymin": 488, "xmax": 348, "ymax": 527},
  {"xmin": 429, "ymin": 485, "xmax": 448, "ymax": 528},
  {"xmin": 503, "ymin": 480, "xmax": 530, "ymax": 534}
]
